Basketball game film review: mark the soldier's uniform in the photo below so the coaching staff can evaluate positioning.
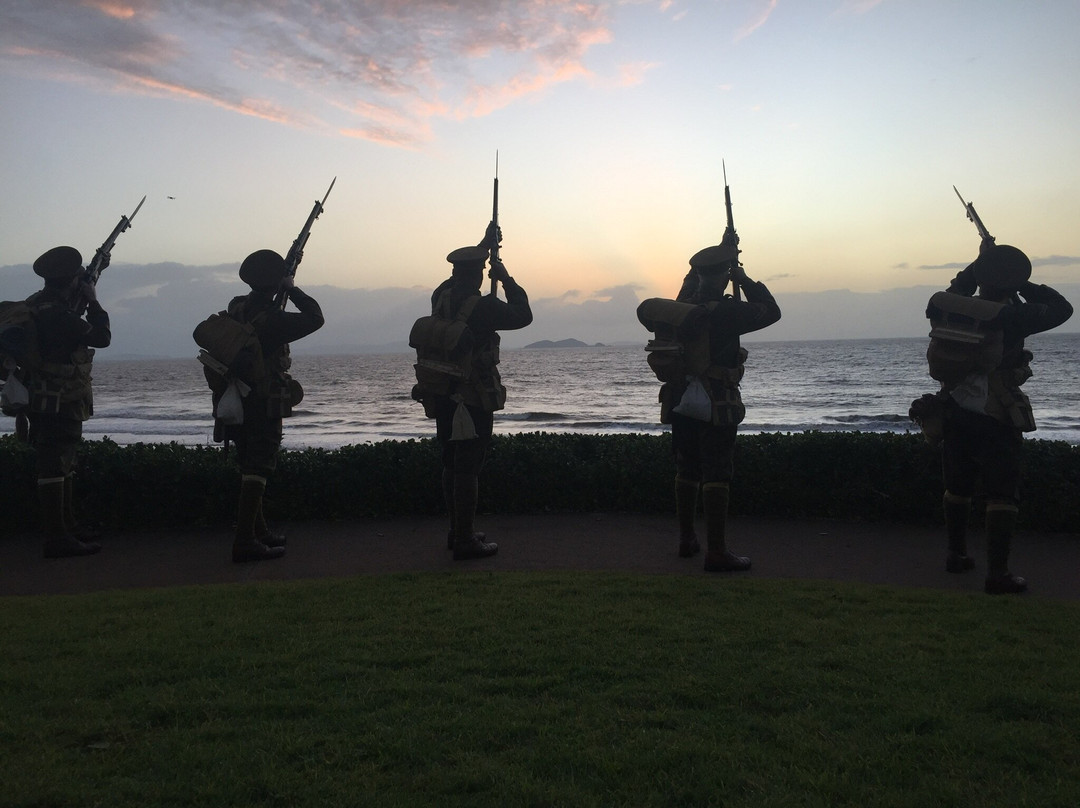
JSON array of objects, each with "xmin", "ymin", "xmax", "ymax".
[
  {"xmin": 641, "ymin": 241, "xmax": 780, "ymax": 572},
  {"xmin": 23, "ymin": 246, "xmax": 111, "ymax": 557},
  {"xmin": 413, "ymin": 242, "xmax": 532, "ymax": 560},
  {"xmin": 211, "ymin": 249, "xmax": 324, "ymax": 563},
  {"xmin": 932, "ymin": 244, "xmax": 1072, "ymax": 594}
]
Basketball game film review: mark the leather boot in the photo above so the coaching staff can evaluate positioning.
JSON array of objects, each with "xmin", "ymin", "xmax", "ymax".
[
  {"xmin": 702, "ymin": 482, "xmax": 750, "ymax": 572},
  {"xmin": 40, "ymin": 478, "xmax": 100, "ymax": 558},
  {"xmin": 63, "ymin": 474, "xmax": 102, "ymax": 545},
  {"xmin": 676, "ymin": 476, "xmax": 700, "ymax": 558},
  {"xmin": 443, "ymin": 467, "xmax": 454, "ymax": 549},
  {"xmin": 984, "ymin": 503, "xmax": 1025, "ymax": 594},
  {"xmin": 452, "ymin": 473, "xmax": 497, "ymax": 560},
  {"xmin": 943, "ymin": 491, "xmax": 975, "ymax": 573},
  {"xmin": 232, "ymin": 475, "xmax": 285, "ymax": 563},
  {"xmin": 255, "ymin": 500, "xmax": 286, "ymax": 548}
]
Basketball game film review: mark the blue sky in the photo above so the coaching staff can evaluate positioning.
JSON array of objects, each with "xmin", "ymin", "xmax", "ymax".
[{"xmin": 1, "ymin": 0, "xmax": 1078, "ymax": 349}]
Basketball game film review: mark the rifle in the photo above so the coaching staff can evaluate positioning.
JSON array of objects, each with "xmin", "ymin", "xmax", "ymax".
[
  {"xmin": 276, "ymin": 178, "xmax": 335, "ymax": 310},
  {"xmin": 76, "ymin": 195, "xmax": 146, "ymax": 315},
  {"xmin": 952, "ymin": 185, "xmax": 995, "ymax": 245},
  {"xmin": 489, "ymin": 152, "xmax": 501, "ymax": 297},
  {"xmin": 722, "ymin": 161, "xmax": 742, "ymax": 301}
]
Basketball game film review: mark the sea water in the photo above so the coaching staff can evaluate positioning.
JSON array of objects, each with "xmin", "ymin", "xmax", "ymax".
[{"xmin": 13, "ymin": 333, "xmax": 1079, "ymax": 448}]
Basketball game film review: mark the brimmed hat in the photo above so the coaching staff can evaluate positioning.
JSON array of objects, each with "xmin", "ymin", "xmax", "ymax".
[
  {"xmin": 972, "ymin": 244, "xmax": 1031, "ymax": 291},
  {"xmin": 33, "ymin": 246, "xmax": 83, "ymax": 279},
  {"xmin": 689, "ymin": 243, "xmax": 738, "ymax": 272},
  {"xmin": 446, "ymin": 246, "xmax": 488, "ymax": 265},
  {"xmin": 239, "ymin": 249, "xmax": 287, "ymax": 287}
]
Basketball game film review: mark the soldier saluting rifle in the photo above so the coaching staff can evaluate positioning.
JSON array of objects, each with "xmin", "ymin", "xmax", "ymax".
[
  {"xmin": 910, "ymin": 186, "xmax": 1072, "ymax": 594},
  {"xmin": 409, "ymin": 157, "xmax": 533, "ymax": 560},
  {"xmin": 193, "ymin": 181, "xmax": 330, "ymax": 563},
  {"xmin": 638, "ymin": 163, "xmax": 781, "ymax": 571},
  {"xmin": 0, "ymin": 195, "xmax": 145, "ymax": 557}
]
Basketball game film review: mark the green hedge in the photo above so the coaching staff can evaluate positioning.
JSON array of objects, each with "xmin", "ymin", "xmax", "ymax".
[{"xmin": 1, "ymin": 432, "xmax": 1078, "ymax": 533}]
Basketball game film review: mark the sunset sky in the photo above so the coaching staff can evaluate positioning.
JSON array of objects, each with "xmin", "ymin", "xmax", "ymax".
[{"xmin": 2, "ymin": 0, "xmax": 1078, "ymax": 338}]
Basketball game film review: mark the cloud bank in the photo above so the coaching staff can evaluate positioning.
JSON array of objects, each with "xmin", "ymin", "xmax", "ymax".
[{"xmin": 1, "ymin": 0, "xmax": 619, "ymax": 147}]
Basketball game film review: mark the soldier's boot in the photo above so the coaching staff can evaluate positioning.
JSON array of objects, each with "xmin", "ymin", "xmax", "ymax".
[
  {"xmin": 675, "ymin": 476, "xmax": 700, "ymax": 558},
  {"xmin": 232, "ymin": 475, "xmax": 285, "ymax": 563},
  {"xmin": 451, "ymin": 473, "xmax": 497, "ymax": 561},
  {"xmin": 443, "ymin": 468, "xmax": 485, "ymax": 550},
  {"xmin": 984, "ymin": 502, "xmax": 1026, "ymax": 595},
  {"xmin": 40, "ymin": 478, "xmax": 100, "ymax": 558},
  {"xmin": 255, "ymin": 500, "xmax": 286, "ymax": 549},
  {"xmin": 701, "ymin": 482, "xmax": 750, "ymax": 572},
  {"xmin": 943, "ymin": 491, "xmax": 975, "ymax": 573},
  {"xmin": 15, "ymin": 412, "xmax": 29, "ymax": 443},
  {"xmin": 63, "ymin": 474, "xmax": 102, "ymax": 545}
]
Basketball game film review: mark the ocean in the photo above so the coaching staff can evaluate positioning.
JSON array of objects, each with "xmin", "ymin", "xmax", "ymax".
[{"xmin": 20, "ymin": 333, "xmax": 1080, "ymax": 448}]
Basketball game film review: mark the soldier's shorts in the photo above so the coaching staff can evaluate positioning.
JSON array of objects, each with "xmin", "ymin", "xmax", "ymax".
[
  {"xmin": 672, "ymin": 414, "xmax": 737, "ymax": 484},
  {"xmin": 942, "ymin": 406, "xmax": 1022, "ymax": 504},
  {"xmin": 225, "ymin": 396, "xmax": 283, "ymax": 478},
  {"xmin": 26, "ymin": 412, "xmax": 82, "ymax": 479},
  {"xmin": 434, "ymin": 397, "xmax": 494, "ymax": 476}
]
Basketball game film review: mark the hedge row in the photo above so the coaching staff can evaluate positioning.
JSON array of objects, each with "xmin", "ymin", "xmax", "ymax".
[{"xmin": 1, "ymin": 432, "xmax": 1078, "ymax": 533}]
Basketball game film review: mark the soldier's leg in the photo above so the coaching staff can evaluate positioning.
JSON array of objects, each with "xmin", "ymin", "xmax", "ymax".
[
  {"xmin": 31, "ymin": 415, "xmax": 99, "ymax": 558},
  {"xmin": 943, "ymin": 492, "xmax": 975, "ymax": 573},
  {"xmin": 982, "ymin": 426, "xmax": 1025, "ymax": 595},
  {"xmin": 231, "ymin": 415, "xmax": 285, "ymax": 563},
  {"xmin": 941, "ymin": 410, "xmax": 980, "ymax": 574},
  {"xmin": 450, "ymin": 408, "xmax": 496, "ymax": 561},
  {"xmin": 675, "ymin": 476, "xmax": 701, "ymax": 557},
  {"xmin": 672, "ymin": 414, "xmax": 703, "ymax": 558},
  {"xmin": 700, "ymin": 425, "xmax": 749, "ymax": 572}
]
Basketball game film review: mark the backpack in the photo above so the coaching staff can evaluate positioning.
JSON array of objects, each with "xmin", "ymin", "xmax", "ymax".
[
  {"xmin": 409, "ymin": 293, "xmax": 481, "ymax": 397},
  {"xmin": 193, "ymin": 310, "xmax": 268, "ymax": 391},
  {"xmin": 925, "ymin": 291, "xmax": 1005, "ymax": 385},
  {"xmin": 1, "ymin": 301, "xmax": 38, "ymax": 415},
  {"xmin": 636, "ymin": 298, "xmax": 713, "ymax": 382}
]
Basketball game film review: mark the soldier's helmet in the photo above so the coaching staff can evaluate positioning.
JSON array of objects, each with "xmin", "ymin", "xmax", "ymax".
[
  {"xmin": 239, "ymin": 249, "xmax": 287, "ymax": 288},
  {"xmin": 33, "ymin": 246, "xmax": 83, "ymax": 280},
  {"xmin": 689, "ymin": 242, "xmax": 738, "ymax": 274},
  {"xmin": 973, "ymin": 244, "xmax": 1031, "ymax": 292}
]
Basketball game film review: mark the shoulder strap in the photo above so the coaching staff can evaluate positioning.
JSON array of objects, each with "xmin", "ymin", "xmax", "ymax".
[{"xmin": 435, "ymin": 291, "xmax": 481, "ymax": 323}]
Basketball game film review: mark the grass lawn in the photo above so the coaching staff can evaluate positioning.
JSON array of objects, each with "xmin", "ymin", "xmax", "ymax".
[{"xmin": 2, "ymin": 572, "xmax": 1079, "ymax": 807}]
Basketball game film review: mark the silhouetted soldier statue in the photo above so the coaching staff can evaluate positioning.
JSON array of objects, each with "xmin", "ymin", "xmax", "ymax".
[
  {"xmin": 918, "ymin": 243, "xmax": 1071, "ymax": 593},
  {"xmin": 410, "ymin": 223, "xmax": 532, "ymax": 560},
  {"xmin": 198, "ymin": 250, "xmax": 324, "ymax": 563},
  {"xmin": 638, "ymin": 234, "xmax": 780, "ymax": 571},
  {"xmin": 6, "ymin": 247, "xmax": 111, "ymax": 557}
]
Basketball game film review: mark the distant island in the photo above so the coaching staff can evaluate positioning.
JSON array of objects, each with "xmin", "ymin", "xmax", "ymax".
[{"xmin": 523, "ymin": 338, "xmax": 607, "ymax": 349}]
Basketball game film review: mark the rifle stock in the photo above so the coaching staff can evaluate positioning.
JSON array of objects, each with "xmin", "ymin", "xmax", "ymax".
[{"xmin": 276, "ymin": 178, "xmax": 335, "ymax": 310}]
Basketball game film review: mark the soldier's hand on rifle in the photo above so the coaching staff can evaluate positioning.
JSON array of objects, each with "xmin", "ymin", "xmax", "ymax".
[
  {"xmin": 482, "ymin": 220, "xmax": 502, "ymax": 250},
  {"xmin": 978, "ymin": 236, "xmax": 996, "ymax": 255},
  {"xmin": 79, "ymin": 280, "xmax": 98, "ymax": 305},
  {"xmin": 280, "ymin": 275, "xmax": 296, "ymax": 293},
  {"xmin": 488, "ymin": 258, "xmax": 510, "ymax": 284}
]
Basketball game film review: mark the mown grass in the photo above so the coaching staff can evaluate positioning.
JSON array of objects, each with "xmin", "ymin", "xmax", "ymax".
[{"xmin": 3, "ymin": 572, "xmax": 1079, "ymax": 807}]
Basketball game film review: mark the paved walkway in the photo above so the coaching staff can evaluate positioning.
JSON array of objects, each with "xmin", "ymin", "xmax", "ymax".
[{"xmin": 1, "ymin": 513, "xmax": 1078, "ymax": 600}]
